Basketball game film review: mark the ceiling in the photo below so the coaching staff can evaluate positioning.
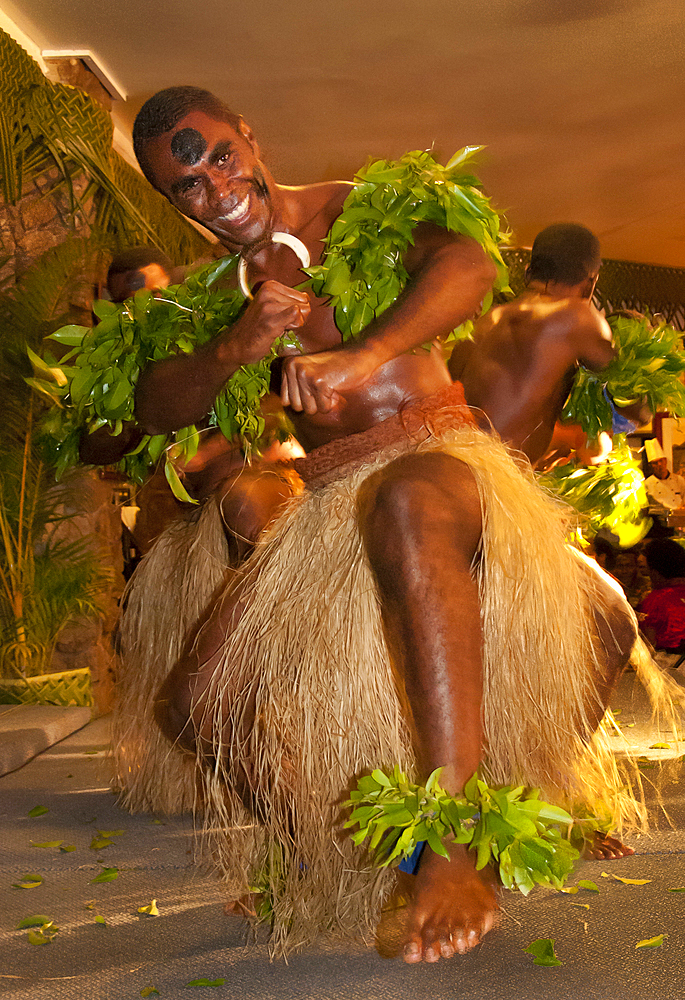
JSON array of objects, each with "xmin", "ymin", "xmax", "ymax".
[{"xmin": 3, "ymin": 0, "xmax": 685, "ymax": 266}]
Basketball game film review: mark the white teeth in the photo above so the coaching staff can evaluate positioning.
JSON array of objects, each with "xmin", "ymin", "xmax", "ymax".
[{"xmin": 221, "ymin": 195, "xmax": 249, "ymax": 222}]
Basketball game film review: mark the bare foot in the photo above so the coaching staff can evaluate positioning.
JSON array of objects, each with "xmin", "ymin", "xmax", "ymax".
[
  {"xmin": 401, "ymin": 843, "xmax": 499, "ymax": 963},
  {"xmin": 583, "ymin": 832, "xmax": 634, "ymax": 860}
]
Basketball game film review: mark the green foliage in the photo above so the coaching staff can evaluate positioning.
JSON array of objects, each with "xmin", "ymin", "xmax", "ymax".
[
  {"xmin": 524, "ymin": 938, "xmax": 563, "ymax": 966},
  {"xmin": 344, "ymin": 766, "xmax": 599, "ymax": 895},
  {"xmin": 307, "ymin": 147, "xmax": 510, "ymax": 344},
  {"xmin": 562, "ymin": 314, "xmax": 685, "ymax": 441},
  {"xmin": 35, "ymin": 258, "xmax": 295, "ymax": 500},
  {"xmin": 539, "ymin": 439, "xmax": 651, "ymax": 547}
]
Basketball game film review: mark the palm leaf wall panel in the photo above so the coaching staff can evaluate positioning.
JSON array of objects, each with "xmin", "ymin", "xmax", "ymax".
[{"xmin": 0, "ymin": 26, "xmax": 213, "ymax": 268}]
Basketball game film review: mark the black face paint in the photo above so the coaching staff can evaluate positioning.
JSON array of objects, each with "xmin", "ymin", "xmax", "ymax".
[
  {"xmin": 170, "ymin": 128, "xmax": 207, "ymax": 166},
  {"xmin": 253, "ymin": 165, "xmax": 269, "ymax": 200}
]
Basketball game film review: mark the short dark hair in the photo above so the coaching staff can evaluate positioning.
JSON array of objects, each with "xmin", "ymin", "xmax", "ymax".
[
  {"xmin": 133, "ymin": 86, "xmax": 242, "ymax": 186},
  {"xmin": 528, "ymin": 223, "xmax": 601, "ymax": 286},
  {"xmin": 644, "ymin": 538, "xmax": 685, "ymax": 579}
]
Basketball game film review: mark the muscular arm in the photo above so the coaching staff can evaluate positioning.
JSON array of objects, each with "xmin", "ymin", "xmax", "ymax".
[
  {"xmin": 281, "ymin": 228, "xmax": 496, "ymax": 414},
  {"xmin": 134, "ymin": 281, "xmax": 311, "ymax": 434}
]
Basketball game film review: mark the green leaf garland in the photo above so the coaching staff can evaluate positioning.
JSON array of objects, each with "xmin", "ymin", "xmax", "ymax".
[
  {"xmin": 562, "ymin": 313, "xmax": 685, "ymax": 441},
  {"xmin": 538, "ymin": 439, "xmax": 651, "ymax": 546},
  {"xmin": 307, "ymin": 147, "xmax": 510, "ymax": 343},
  {"xmin": 344, "ymin": 766, "xmax": 601, "ymax": 895},
  {"xmin": 32, "ymin": 257, "xmax": 290, "ymax": 499}
]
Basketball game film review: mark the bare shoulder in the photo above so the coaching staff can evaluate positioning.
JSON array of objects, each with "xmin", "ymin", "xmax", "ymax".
[{"xmin": 286, "ymin": 180, "xmax": 353, "ymax": 217}]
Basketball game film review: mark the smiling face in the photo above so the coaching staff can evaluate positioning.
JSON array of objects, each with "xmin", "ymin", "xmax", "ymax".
[{"xmin": 143, "ymin": 110, "xmax": 274, "ymax": 249}]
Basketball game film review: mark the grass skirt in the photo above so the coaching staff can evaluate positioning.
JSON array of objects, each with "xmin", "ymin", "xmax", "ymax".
[{"xmin": 114, "ymin": 414, "xmax": 676, "ymax": 956}]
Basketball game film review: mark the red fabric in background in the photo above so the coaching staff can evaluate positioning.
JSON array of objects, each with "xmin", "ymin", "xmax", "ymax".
[{"xmin": 639, "ymin": 583, "xmax": 685, "ymax": 649}]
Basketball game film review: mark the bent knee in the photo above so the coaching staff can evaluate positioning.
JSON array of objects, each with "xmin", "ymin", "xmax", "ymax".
[
  {"xmin": 219, "ymin": 467, "xmax": 296, "ymax": 545},
  {"xmin": 358, "ymin": 451, "xmax": 481, "ymax": 539}
]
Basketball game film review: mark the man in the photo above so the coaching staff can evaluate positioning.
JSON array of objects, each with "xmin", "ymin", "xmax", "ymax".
[
  {"xmin": 105, "ymin": 246, "xmax": 174, "ymax": 303},
  {"xmin": 120, "ymin": 88, "xmax": 637, "ymax": 962},
  {"xmin": 643, "ymin": 439, "xmax": 685, "ymax": 510},
  {"xmin": 449, "ymin": 223, "xmax": 626, "ymax": 466}
]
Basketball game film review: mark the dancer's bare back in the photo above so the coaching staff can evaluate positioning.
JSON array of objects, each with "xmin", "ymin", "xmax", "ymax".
[{"xmin": 448, "ymin": 293, "xmax": 614, "ymax": 465}]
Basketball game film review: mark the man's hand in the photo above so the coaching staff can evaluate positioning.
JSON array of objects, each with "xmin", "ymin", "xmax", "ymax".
[
  {"xmin": 219, "ymin": 280, "xmax": 311, "ymax": 366},
  {"xmin": 280, "ymin": 344, "xmax": 379, "ymax": 414}
]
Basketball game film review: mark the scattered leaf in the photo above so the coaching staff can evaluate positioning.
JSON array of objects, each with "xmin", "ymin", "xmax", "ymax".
[
  {"xmin": 577, "ymin": 879, "xmax": 600, "ymax": 892},
  {"xmin": 31, "ymin": 840, "xmax": 63, "ymax": 849},
  {"xmin": 141, "ymin": 989, "xmax": 160, "ymax": 997},
  {"xmin": 609, "ymin": 874, "xmax": 652, "ymax": 885},
  {"xmin": 84, "ymin": 900, "xmax": 95, "ymax": 909},
  {"xmin": 524, "ymin": 938, "xmax": 562, "ymax": 967},
  {"xmin": 83, "ymin": 750, "xmax": 99, "ymax": 755},
  {"xmin": 571, "ymin": 902, "xmax": 590, "ymax": 910},
  {"xmin": 185, "ymin": 979, "xmax": 225, "ymax": 987},
  {"xmin": 94, "ymin": 915, "xmax": 107, "ymax": 925},
  {"xmin": 626, "ymin": 723, "xmax": 636, "ymax": 728},
  {"xmin": 12, "ymin": 873, "xmax": 43, "ymax": 889},
  {"xmin": 150, "ymin": 819, "xmax": 163, "ymax": 825},
  {"xmin": 138, "ymin": 899, "xmax": 159, "ymax": 916},
  {"xmin": 91, "ymin": 867, "xmax": 119, "ymax": 883},
  {"xmin": 66, "ymin": 774, "xmax": 73, "ymax": 778},
  {"xmin": 90, "ymin": 836, "xmax": 113, "ymax": 851},
  {"xmin": 17, "ymin": 914, "xmax": 52, "ymax": 929},
  {"xmin": 98, "ymin": 829, "xmax": 124, "ymax": 838},
  {"xmin": 59, "ymin": 844, "xmax": 77, "ymax": 853},
  {"xmin": 649, "ymin": 743, "xmax": 672, "ymax": 750},
  {"xmin": 27, "ymin": 929, "xmax": 50, "ymax": 945},
  {"xmin": 27, "ymin": 805, "xmax": 49, "ymax": 818},
  {"xmin": 559, "ymin": 886, "xmax": 578, "ymax": 894},
  {"xmin": 668, "ymin": 886, "xmax": 685, "ymax": 892},
  {"xmin": 636, "ymin": 934, "xmax": 667, "ymax": 949}
]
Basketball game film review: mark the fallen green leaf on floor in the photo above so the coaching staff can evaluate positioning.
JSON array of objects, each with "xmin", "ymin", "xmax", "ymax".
[
  {"xmin": 90, "ymin": 836, "xmax": 113, "ymax": 850},
  {"xmin": 185, "ymin": 979, "xmax": 225, "ymax": 987},
  {"xmin": 91, "ymin": 867, "xmax": 118, "ymax": 883},
  {"xmin": 98, "ymin": 829, "xmax": 124, "ymax": 838},
  {"xmin": 12, "ymin": 873, "xmax": 43, "ymax": 889},
  {"xmin": 577, "ymin": 879, "xmax": 600, "ymax": 892},
  {"xmin": 636, "ymin": 934, "xmax": 667, "ymax": 949},
  {"xmin": 83, "ymin": 750, "xmax": 99, "ymax": 755},
  {"xmin": 140, "ymin": 989, "xmax": 160, "ymax": 997},
  {"xmin": 59, "ymin": 844, "xmax": 77, "ymax": 853},
  {"xmin": 138, "ymin": 899, "xmax": 159, "ymax": 916},
  {"xmin": 27, "ymin": 805, "xmax": 49, "ymax": 817},
  {"xmin": 66, "ymin": 773, "xmax": 73, "ymax": 778},
  {"xmin": 649, "ymin": 743, "xmax": 671, "ymax": 750},
  {"xmin": 17, "ymin": 914, "xmax": 52, "ymax": 929},
  {"xmin": 571, "ymin": 903, "xmax": 590, "ymax": 910},
  {"xmin": 94, "ymin": 915, "xmax": 107, "ymax": 925},
  {"xmin": 626, "ymin": 723, "xmax": 635, "ymax": 728},
  {"xmin": 668, "ymin": 886, "xmax": 685, "ymax": 892},
  {"xmin": 607, "ymin": 874, "xmax": 652, "ymax": 885},
  {"xmin": 31, "ymin": 840, "xmax": 63, "ymax": 849},
  {"xmin": 559, "ymin": 886, "xmax": 578, "ymax": 894},
  {"xmin": 84, "ymin": 900, "xmax": 95, "ymax": 908},
  {"xmin": 27, "ymin": 924, "xmax": 58, "ymax": 946},
  {"xmin": 524, "ymin": 938, "xmax": 562, "ymax": 967},
  {"xmin": 150, "ymin": 819, "xmax": 163, "ymax": 825}
]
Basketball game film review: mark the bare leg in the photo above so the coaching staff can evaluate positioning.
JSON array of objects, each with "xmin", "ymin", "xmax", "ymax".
[
  {"xmin": 358, "ymin": 451, "xmax": 498, "ymax": 962},
  {"xmin": 155, "ymin": 467, "xmax": 298, "ymax": 753}
]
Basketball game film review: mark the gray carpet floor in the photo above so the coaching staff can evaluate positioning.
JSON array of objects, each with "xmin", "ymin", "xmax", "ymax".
[{"xmin": 2, "ymin": 673, "xmax": 685, "ymax": 1000}]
